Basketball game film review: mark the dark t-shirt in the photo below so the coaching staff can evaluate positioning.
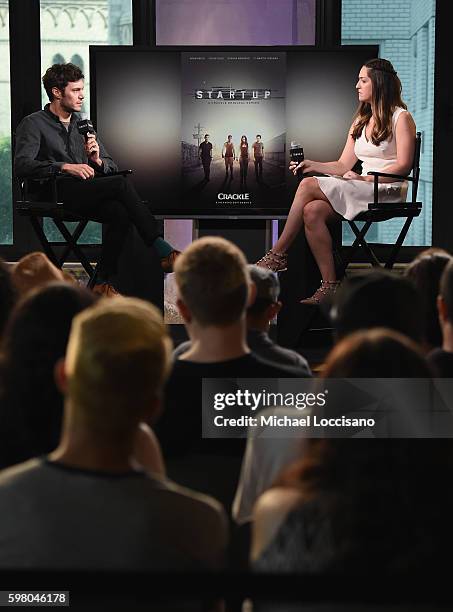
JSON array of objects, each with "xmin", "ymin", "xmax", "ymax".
[
  {"xmin": 156, "ymin": 353, "xmax": 308, "ymax": 456},
  {"xmin": 199, "ymin": 141, "xmax": 212, "ymax": 159},
  {"xmin": 252, "ymin": 141, "xmax": 264, "ymax": 158},
  {"xmin": 427, "ymin": 348, "xmax": 453, "ymax": 377},
  {"xmin": 173, "ymin": 329, "xmax": 311, "ymax": 375}
]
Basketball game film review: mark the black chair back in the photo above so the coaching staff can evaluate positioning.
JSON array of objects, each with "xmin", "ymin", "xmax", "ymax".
[{"xmin": 411, "ymin": 131, "xmax": 422, "ymax": 203}]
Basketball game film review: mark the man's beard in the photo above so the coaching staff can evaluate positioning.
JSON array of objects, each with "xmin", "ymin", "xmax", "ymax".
[{"xmin": 61, "ymin": 99, "xmax": 80, "ymax": 114}]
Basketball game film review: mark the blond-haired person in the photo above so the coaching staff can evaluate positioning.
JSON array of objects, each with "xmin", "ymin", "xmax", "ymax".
[
  {"xmin": 156, "ymin": 237, "xmax": 308, "ymax": 506},
  {"xmin": 0, "ymin": 297, "xmax": 227, "ymax": 570}
]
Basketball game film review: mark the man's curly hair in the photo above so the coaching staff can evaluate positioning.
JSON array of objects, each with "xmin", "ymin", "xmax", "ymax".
[{"xmin": 42, "ymin": 63, "xmax": 84, "ymax": 101}]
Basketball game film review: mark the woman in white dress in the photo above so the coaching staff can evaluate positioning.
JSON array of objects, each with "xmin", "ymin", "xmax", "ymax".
[{"xmin": 257, "ymin": 58, "xmax": 416, "ymax": 304}]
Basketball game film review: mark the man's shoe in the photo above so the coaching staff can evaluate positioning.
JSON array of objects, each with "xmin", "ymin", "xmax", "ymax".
[
  {"xmin": 92, "ymin": 282, "xmax": 121, "ymax": 298},
  {"xmin": 160, "ymin": 249, "xmax": 181, "ymax": 274}
]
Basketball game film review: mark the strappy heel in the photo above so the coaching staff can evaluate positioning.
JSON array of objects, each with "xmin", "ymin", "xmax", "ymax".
[
  {"xmin": 256, "ymin": 250, "xmax": 288, "ymax": 272},
  {"xmin": 300, "ymin": 280, "xmax": 341, "ymax": 305}
]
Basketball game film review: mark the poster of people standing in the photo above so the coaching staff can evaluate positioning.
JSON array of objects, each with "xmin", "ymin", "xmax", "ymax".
[{"xmin": 181, "ymin": 51, "xmax": 286, "ymax": 211}]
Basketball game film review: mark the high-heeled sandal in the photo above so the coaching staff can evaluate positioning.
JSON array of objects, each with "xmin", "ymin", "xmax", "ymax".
[
  {"xmin": 256, "ymin": 250, "xmax": 288, "ymax": 272},
  {"xmin": 300, "ymin": 280, "xmax": 341, "ymax": 305}
]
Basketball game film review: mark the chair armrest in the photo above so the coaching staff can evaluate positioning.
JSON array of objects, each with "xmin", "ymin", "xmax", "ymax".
[
  {"xmin": 367, "ymin": 171, "xmax": 413, "ymax": 182},
  {"xmin": 20, "ymin": 174, "xmax": 60, "ymax": 202},
  {"xmin": 91, "ymin": 169, "xmax": 133, "ymax": 179},
  {"xmin": 367, "ymin": 171, "xmax": 412, "ymax": 206},
  {"xmin": 20, "ymin": 169, "xmax": 133, "ymax": 201},
  {"xmin": 112, "ymin": 169, "xmax": 133, "ymax": 176}
]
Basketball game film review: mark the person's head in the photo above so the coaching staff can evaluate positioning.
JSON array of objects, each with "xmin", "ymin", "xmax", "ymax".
[
  {"xmin": 352, "ymin": 58, "xmax": 406, "ymax": 145},
  {"xmin": 11, "ymin": 252, "xmax": 70, "ymax": 298},
  {"xmin": 174, "ymin": 237, "xmax": 251, "ymax": 328},
  {"xmin": 276, "ymin": 329, "xmax": 444, "ymax": 571},
  {"xmin": 405, "ymin": 248, "xmax": 453, "ymax": 349},
  {"xmin": 322, "ymin": 328, "xmax": 432, "ymax": 378},
  {"xmin": 256, "ymin": 135, "xmax": 261, "ymax": 141},
  {"xmin": 0, "ymin": 283, "xmax": 96, "ymax": 466},
  {"xmin": 241, "ymin": 135, "xmax": 248, "ymax": 144},
  {"xmin": 0, "ymin": 258, "xmax": 16, "ymax": 340},
  {"xmin": 204, "ymin": 134, "xmax": 209, "ymax": 141},
  {"xmin": 227, "ymin": 134, "xmax": 232, "ymax": 142},
  {"xmin": 246, "ymin": 265, "xmax": 281, "ymax": 331},
  {"xmin": 42, "ymin": 63, "xmax": 84, "ymax": 112},
  {"xmin": 438, "ymin": 259, "xmax": 453, "ymax": 332},
  {"xmin": 57, "ymin": 298, "xmax": 172, "ymax": 439},
  {"xmin": 331, "ymin": 270, "xmax": 423, "ymax": 344}
]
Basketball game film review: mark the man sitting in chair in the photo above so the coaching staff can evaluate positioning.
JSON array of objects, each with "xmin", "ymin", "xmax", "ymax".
[{"xmin": 14, "ymin": 62, "xmax": 180, "ymax": 296}]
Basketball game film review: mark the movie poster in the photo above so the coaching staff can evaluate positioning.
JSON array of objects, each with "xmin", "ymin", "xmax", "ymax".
[{"xmin": 181, "ymin": 51, "xmax": 286, "ymax": 211}]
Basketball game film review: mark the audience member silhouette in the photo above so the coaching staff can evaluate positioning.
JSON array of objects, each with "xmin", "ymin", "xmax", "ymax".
[
  {"xmin": 331, "ymin": 269, "xmax": 423, "ymax": 344},
  {"xmin": 0, "ymin": 258, "xmax": 16, "ymax": 339},
  {"xmin": 251, "ymin": 329, "xmax": 445, "ymax": 575},
  {"xmin": 0, "ymin": 297, "xmax": 227, "ymax": 570},
  {"xmin": 174, "ymin": 264, "xmax": 311, "ymax": 374},
  {"xmin": 0, "ymin": 282, "xmax": 96, "ymax": 468},
  {"xmin": 156, "ymin": 237, "xmax": 308, "ymax": 510},
  {"xmin": 428, "ymin": 259, "xmax": 453, "ymax": 376},
  {"xmin": 405, "ymin": 248, "xmax": 452, "ymax": 351}
]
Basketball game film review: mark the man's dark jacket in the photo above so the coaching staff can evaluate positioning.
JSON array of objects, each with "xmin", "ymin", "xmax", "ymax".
[{"xmin": 14, "ymin": 104, "xmax": 117, "ymax": 179}]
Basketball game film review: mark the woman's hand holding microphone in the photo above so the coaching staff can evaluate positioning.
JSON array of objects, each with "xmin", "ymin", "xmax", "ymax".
[{"xmin": 289, "ymin": 159, "xmax": 317, "ymax": 175}]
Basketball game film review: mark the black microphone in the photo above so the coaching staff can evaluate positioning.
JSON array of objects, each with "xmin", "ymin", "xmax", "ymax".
[
  {"xmin": 290, "ymin": 141, "xmax": 304, "ymax": 181},
  {"xmin": 77, "ymin": 118, "xmax": 95, "ymax": 142}
]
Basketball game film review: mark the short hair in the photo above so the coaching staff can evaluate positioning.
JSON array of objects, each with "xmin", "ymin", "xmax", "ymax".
[
  {"xmin": 247, "ymin": 265, "xmax": 279, "ymax": 316},
  {"xmin": 174, "ymin": 237, "xmax": 249, "ymax": 326},
  {"xmin": 42, "ymin": 63, "xmax": 84, "ymax": 101},
  {"xmin": 228, "ymin": 134, "xmax": 232, "ymax": 138},
  {"xmin": 331, "ymin": 270, "xmax": 423, "ymax": 343},
  {"xmin": 12, "ymin": 252, "xmax": 67, "ymax": 298},
  {"xmin": 65, "ymin": 298, "xmax": 172, "ymax": 432},
  {"xmin": 256, "ymin": 134, "xmax": 261, "ymax": 138},
  {"xmin": 204, "ymin": 134, "xmax": 209, "ymax": 138},
  {"xmin": 440, "ymin": 260, "xmax": 453, "ymax": 322}
]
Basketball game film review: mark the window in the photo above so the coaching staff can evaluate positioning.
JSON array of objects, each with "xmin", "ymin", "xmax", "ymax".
[
  {"xmin": 156, "ymin": 0, "xmax": 316, "ymax": 45},
  {"xmin": 0, "ymin": 2, "xmax": 12, "ymax": 246},
  {"xmin": 40, "ymin": 0, "xmax": 132, "ymax": 244}
]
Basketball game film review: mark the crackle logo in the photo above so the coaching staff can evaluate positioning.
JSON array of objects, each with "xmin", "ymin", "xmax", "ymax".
[{"xmin": 217, "ymin": 193, "xmax": 250, "ymax": 201}]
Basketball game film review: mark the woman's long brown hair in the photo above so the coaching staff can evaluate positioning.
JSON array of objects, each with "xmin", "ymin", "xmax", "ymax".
[{"xmin": 351, "ymin": 58, "xmax": 406, "ymax": 146}]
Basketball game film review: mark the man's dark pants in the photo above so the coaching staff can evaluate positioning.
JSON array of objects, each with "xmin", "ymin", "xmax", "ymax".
[
  {"xmin": 56, "ymin": 175, "xmax": 159, "ymax": 278},
  {"xmin": 201, "ymin": 157, "xmax": 211, "ymax": 180},
  {"xmin": 254, "ymin": 157, "xmax": 263, "ymax": 180}
]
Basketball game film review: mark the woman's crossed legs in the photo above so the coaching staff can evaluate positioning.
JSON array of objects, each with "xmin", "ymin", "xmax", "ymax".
[{"xmin": 272, "ymin": 177, "xmax": 340, "ymax": 281}]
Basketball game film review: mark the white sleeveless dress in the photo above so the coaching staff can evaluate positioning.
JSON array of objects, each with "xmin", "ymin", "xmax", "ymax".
[{"xmin": 315, "ymin": 107, "xmax": 408, "ymax": 220}]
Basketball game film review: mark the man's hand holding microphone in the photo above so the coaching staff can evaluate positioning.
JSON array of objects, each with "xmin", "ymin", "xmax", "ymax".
[
  {"xmin": 61, "ymin": 118, "xmax": 102, "ymax": 179},
  {"xmin": 85, "ymin": 132, "xmax": 102, "ymax": 166}
]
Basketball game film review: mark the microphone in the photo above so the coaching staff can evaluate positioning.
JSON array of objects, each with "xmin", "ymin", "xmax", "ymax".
[
  {"xmin": 290, "ymin": 141, "xmax": 304, "ymax": 181},
  {"xmin": 77, "ymin": 118, "xmax": 95, "ymax": 142}
]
